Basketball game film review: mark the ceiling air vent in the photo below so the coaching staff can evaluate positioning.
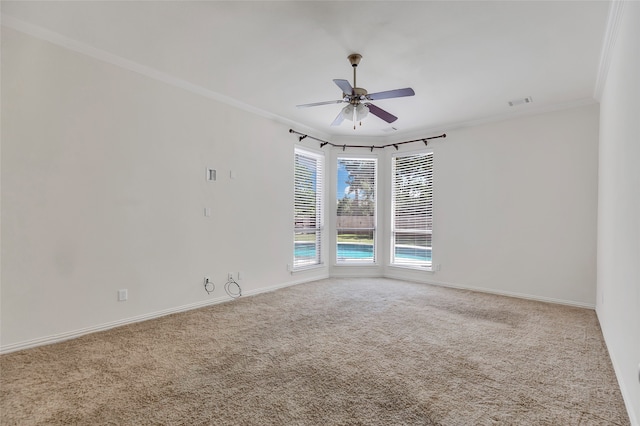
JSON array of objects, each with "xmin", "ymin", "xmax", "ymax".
[{"xmin": 508, "ymin": 97, "xmax": 533, "ymax": 107}]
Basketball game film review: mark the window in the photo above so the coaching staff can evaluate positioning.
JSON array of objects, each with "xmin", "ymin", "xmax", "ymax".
[
  {"xmin": 336, "ymin": 157, "xmax": 377, "ymax": 263},
  {"xmin": 391, "ymin": 152, "xmax": 433, "ymax": 268},
  {"xmin": 293, "ymin": 148, "xmax": 324, "ymax": 269}
]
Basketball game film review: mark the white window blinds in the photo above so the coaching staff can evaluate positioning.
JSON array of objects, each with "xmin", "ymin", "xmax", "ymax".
[
  {"xmin": 336, "ymin": 157, "xmax": 377, "ymax": 263},
  {"xmin": 293, "ymin": 148, "xmax": 324, "ymax": 268},
  {"xmin": 391, "ymin": 152, "xmax": 433, "ymax": 268}
]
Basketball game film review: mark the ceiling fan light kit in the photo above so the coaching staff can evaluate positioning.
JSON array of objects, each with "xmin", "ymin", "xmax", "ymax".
[
  {"xmin": 342, "ymin": 103, "xmax": 369, "ymax": 122},
  {"xmin": 296, "ymin": 53, "xmax": 415, "ymax": 130}
]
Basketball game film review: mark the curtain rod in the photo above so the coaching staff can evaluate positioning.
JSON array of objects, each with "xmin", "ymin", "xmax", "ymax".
[{"xmin": 289, "ymin": 129, "xmax": 446, "ymax": 151}]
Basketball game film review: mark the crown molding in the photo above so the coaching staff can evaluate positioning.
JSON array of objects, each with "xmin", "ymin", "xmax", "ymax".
[
  {"xmin": 391, "ymin": 97, "xmax": 598, "ymax": 144},
  {"xmin": 594, "ymin": 1, "xmax": 625, "ymax": 101},
  {"xmin": 2, "ymin": 14, "xmax": 603, "ymax": 145},
  {"xmin": 1, "ymin": 15, "xmax": 326, "ymax": 140}
]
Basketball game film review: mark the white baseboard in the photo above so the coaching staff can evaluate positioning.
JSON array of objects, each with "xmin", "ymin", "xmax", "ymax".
[
  {"xmin": 596, "ymin": 308, "xmax": 640, "ymax": 426},
  {"xmin": 0, "ymin": 274, "xmax": 328, "ymax": 355},
  {"xmin": 1, "ymin": 271, "xmax": 592, "ymax": 354},
  {"xmin": 0, "ymin": 295, "xmax": 224, "ymax": 354},
  {"xmin": 383, "ymin": 269, "xmax": 595, "ymax": 309},
  {"xmin": 242, "ymin": 272, "xmax": 330, "ymax": 298}
]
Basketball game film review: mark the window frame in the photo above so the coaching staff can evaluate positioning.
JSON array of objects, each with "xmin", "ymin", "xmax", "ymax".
[
  {"xmin": 293, "ymin": 147, "xmax": 325, "ymax": 270},
  {"xmin": 335, "ymin": 155, "xmax": 378, "ymax": 265},
  {"xmin": 390, "ymin": 149, "xmax": 434, "ymax": 270}
]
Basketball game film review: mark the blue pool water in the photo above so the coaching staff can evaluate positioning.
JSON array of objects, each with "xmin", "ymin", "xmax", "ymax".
[
  {"xmin": 394, "ymin": 245, "xmax": 433, "ymax": 262},
  {"xmin": 337, "ymin": 243, "xmax": 374, "ymax": 259},
  {"xmin": 295, "ymin": 243, "xmax": 431, "ymax": 262}
]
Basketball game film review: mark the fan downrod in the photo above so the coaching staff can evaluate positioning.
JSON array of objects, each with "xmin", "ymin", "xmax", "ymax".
[{"xmin": 348, "ymin": 53, "xmax": 364, "ymax": 95}]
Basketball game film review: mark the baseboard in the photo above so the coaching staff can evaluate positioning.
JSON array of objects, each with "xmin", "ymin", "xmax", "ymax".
[
  {"xmin": 0, "ymin": 295, "xmax": 223, "ymax": 355},
  {"xmin": 596, "ymin": 308, "xmax": 640, "ymax": 426},
  {"xmin": 330, "ymin": 264, "xmax": 383, "ymax": 278},
  {"xmin": 242, "ymin": 272, "xmax": 330, "ymax": 298},
  {"xmin": 384, "ymin": 270, "xmax": 595, "ymax": 309},
  {"xmin": 0, "ymin": 274, "xmax": 328, "ymax": 355},
  {"xmin": 1, "ymin": 272, "xmax": 591, "ymax": 354}
]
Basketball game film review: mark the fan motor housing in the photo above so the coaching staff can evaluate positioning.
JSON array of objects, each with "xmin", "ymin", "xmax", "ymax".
[
  {"xmin": 353, "ymin": 87, "xmax": 368, "ymax": 96},
  {"xmin": 350, "ymin": 87, "xmax": 368, "ymax": 103}
]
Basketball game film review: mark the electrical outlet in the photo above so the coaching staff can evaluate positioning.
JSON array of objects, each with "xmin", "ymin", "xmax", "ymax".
[{"xmin": 117, "ymin": 289, "xmax": 128, "ymax": 301}]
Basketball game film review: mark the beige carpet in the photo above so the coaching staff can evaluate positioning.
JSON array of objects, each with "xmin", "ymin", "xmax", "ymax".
[{"xmin": 0, "ymin": 278, "xmax": 629, "ymax": 425}]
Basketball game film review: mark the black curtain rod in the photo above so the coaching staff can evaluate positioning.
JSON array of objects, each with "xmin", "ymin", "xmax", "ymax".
[{"xmin": 289, "ymin": 129, "xmax": 446, "ymax": 151}]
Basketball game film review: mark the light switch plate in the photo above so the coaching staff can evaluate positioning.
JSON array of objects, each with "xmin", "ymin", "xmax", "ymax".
[{"xmin": 206, "ymin": 168, "xmax": 216, "ymax": 181}]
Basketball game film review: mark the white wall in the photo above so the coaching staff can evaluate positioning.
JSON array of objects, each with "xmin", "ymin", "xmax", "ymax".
[
  {"xmin": 597, "ymin": 2, "xmax": 640, "ymax": 424},
  {"xmin": 385, "ymin": 104, "xmax": 600, "ymax": 307},
  {"xmin": 0, "ymin": 23, "xmax": 602, "ymax": 355},
  {"xmin": 1, "ymin": 28, "xmax": 327, "ymax": 352}
]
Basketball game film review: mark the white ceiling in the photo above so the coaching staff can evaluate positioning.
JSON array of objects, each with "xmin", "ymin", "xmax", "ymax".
[{"xmin": 2, "ymin": 1, "xmax": 611, "ymax": 139}]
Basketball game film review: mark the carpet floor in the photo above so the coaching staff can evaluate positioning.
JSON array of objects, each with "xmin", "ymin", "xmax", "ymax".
[{"xmin": 0, "ymin": 278, "xmax": 630, "ymax": 425}]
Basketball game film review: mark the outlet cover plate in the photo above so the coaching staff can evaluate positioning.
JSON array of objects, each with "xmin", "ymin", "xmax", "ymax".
[{"xmin": 118, "ymin": 289, "xmax": 128, "ymax": 301}]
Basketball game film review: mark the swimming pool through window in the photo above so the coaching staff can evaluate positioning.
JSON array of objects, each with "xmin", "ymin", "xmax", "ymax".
[{"xmin": 336, "ymin": 157, "xmax": 377, "ymax": 263}]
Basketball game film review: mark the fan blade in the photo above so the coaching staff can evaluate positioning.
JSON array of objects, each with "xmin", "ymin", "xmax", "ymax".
[
  {"xmin": 296, "ymin": 99, "xmax": 344, "ymax": 108},
  {"xmin": 333, "ymin": 79, "xmax": 353, "ymax": 95},
  {"xmin": 366, "ymin": 87, "xmax": 415, "ymax": 100},
  {"xmin": 330, "ymin": 111, "xmax": 345, "ymax": 127},
  {"xmin": 366, "ymin": 103, "xmax": 398, "ymax": 123}
]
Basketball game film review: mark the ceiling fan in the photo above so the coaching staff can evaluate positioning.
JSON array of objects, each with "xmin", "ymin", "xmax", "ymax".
[{"xmin": 296, "ymin": 53, "xmax": 415, "ymax": 129}]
